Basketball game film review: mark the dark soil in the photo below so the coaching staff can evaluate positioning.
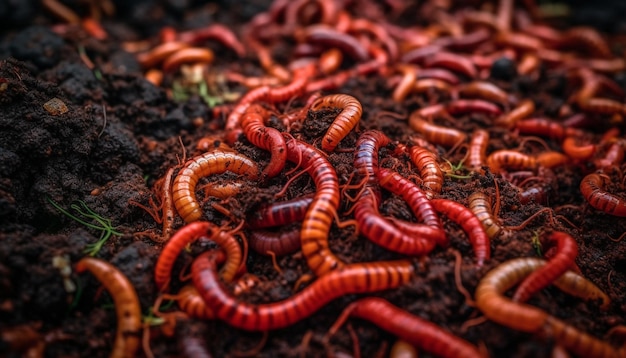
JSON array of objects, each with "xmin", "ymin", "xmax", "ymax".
[{"xmin": 1, "ymin": 1, "xmax": 625, "ymax": 358}]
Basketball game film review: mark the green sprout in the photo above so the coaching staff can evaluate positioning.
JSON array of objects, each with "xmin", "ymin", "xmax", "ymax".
[
  {"xmin": 48, "ymin": 198, "xmax": 122, "ymax": 256},
  {"xmin": 530, "ymin": 230, "xmax": 543, "ymax": 256},
  {"xmin": 442, "ymin": 158, "xmax": 472, "ymax": 179}
]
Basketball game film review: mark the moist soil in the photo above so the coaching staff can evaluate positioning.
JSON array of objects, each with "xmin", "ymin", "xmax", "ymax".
[{"xmin": 0, "ymin": 1, "xmax": 625, "ymax": 357}]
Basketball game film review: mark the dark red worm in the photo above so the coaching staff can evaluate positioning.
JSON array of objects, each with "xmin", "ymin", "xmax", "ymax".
[
  {"xmin": 423, "ymin": 52, "xmax": 477, "ymax": 78},
  {"xmin": 513, "ymin": 231, "xmax": 579, "ymax": 303},
  {"xmin": 328, "ymin": 297, "xmax": 482, "ymax": 358},
  {"xmin": 580, "ymin": 173, "xmax": 626, "ymax": 217},
  {"xmin": 298, "ymin": 25, "xmax": 370, "ymax": 62},
  {"xmin": 516, "ymin": 118, "xmax": 583, "ymax": 141},
  {"xmin": 240, "ymin": 104, "xmax": 286, "ymax": 179},
  {"xmin": 248, "ymin": 228, "xmax": 302, "ymax": 256},
  {"xmin": 177, "ymin": 23, "xmax": 246, "ymax": 57},
  {"xmin": 467, "ymin": 129, "xmax": 489, "ymax": 172},
  {"xmin": 247, "ymin": 195, "xmax": 314, "ymax": 229},
  {"xmin": 446, "ymin": 99, "xmax": 503, "ymax": 117},
  {"xmin": 191, "ymin": 250, "xmax": 414, "ymax": 331},
  {"xmin": 310, "ymin": 94, "xmax": 363, "ymax": 152}
]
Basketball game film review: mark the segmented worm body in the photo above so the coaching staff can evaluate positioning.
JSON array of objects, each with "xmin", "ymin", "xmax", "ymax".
[
  {"xmin": 409, "ymin": 146, "xmax": 443, "ymax": 199},
  {"xmin": 284, "ymin": 135, "xmax": 343, "ymax": 275},
  {"xmin": 486, "ymin": 150, "xmax": 537, "ymax": 173},
  {"xmin": 431, "ymin": 198, "xmax": 490, "ymax": 266},
  {"xmin": 176, "ymin": 284, "xmax": 214, "ymax": 319},
  {"xmin": 353, "ymin": 130, "xmax": 390, "ymax": 189},
  {"xmin": 562, "ymin": 137, "xmax": 596, "ymax": 160},
  {"xmin": 446, "ymin": 99, "xmax": 502, "ymax": 117},
  {"xmin": 154, "ymin": 221, "xmax": 242, "ymax": 290},
  {"xmin": 191, "ymin": 250, "xmax": 413, "ymax": 331},
  {"xmin": 516, "ymin": 118, "xmax": 581, "ymax": 141},
  {"xmin": 240, "ymin": 104, "xmax": 286, "ymax": 179},
  {"xmin": 249, "ymin": 228, "xmax": 301, "ymax": 256},
  {"xmin": 458, "ymin": 81, "xmax": 508, "ymax": 106},
  {"xmin": 172, "ymin": 150, "xmax": 259, "ymax": 223},
  {"xmin": 75, "ymin": 258, "xmax": 141, "ymax": 358},
  {"xmin": 311, "ymin": 94, "xmax": 363, "ymax": 152},
  {"xmin": 467, "ymin": 129, "xmax": 489, "ymax": 171},
  {"xmin": 580, "ymin": 173, "xmax": 626, "ymax": 217},
  {"xmin": 468, "ymin": 192, "xmax": 502, "ymax": 239},
  {"xmin": 247, "ymin": 195, "xmax": 314, "ymax": 229},
  {"xmin": 409, "ymin": 107, "xmax": 467, "ymax": 147},
  {"xmin": 495, "ymin": 99, "xmax": 535, "ymax": 128},
  {"xmin": 423, "ymin": 52, "xmax": 477, "ymax": 78},
  {"xmin": 332, "ymin": 297, "xmax": 482, "ymax": 358}
]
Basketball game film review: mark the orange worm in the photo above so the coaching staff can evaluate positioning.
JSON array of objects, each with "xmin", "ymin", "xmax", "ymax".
[
  {"xmin": 560, "ymin": 27, "xmax": 612, "ymax": 58},
  {"xmin": 199, "ymin": 182, "xmax": 244, "ymax": 199},
  {"xmin": 467, "ymin": 129, "xmax": 489, "ymax": 171},
  {"xmin": 430, "ymin": 198, "xmax": 491, "ymax": 266},
  {"xmin": 284, "ymin": 135, "xmax": 343, "ymax": 275},
  {"xmin": 177, "ymin": 23, "xmax": 246, "ymax": 57},
  {"xmin": 172, "ymin": 150, "xmax": 259, "ymax": 223},
  {"xmin": 578, "ymin": 98, "xmax": 626, "ymax": 116},
  {"xmin": 457, "ymin": 81, "xmax": 509, "ymax": 106},
  {"xmin": 495, "ymin": 99, "xmax": 535, "ymax": 129},
  {"xmin": 423, "ymin": 52, "xmax": 477, "ymax": 78},
  {"xmin": 468, "ymin": 192, "xmax": 503, "ymax": 239},
  {"xmin": 318, "ymin": 48, "xmax": 343, "ymax": 75},
  {"xmin": 298, "ymin": 25, "xmax": 370, "ymax": 62},
  {"xmin": 516, "ymin": 118, "xmax": 582, "ymax": 141},
  {"xmin": 154, "ymin": 221, "xmax": 242, "ymax": 290},
  {"xmin": 408, "ymin": 145, "xmax": 443, "ymax": 199},
  {"xmin": 247, "ymin": 195, "xmax": 314, "ymax": 229},
  {"xmin": 249, "ymin": 228, "xmax": 302, "ymax": 256},
  {"xmin": 486, "ymin": 150, "xmax": 537, "ymax": 173},
  {"xmin": 413, "ymin": 78, "xmax": 453, "ymax": 97},
  {"xmin": 594, "ymin": 140, "xmax": 625, "ymax": 169},
  {"xmin": 310, "ymin": 94, "xmax": 363, "ymax": 152},
  {"xmin": 408, "ymin": 106, "xmax": 467, "ymax": 148},
  {"xmin": 348, "ymin": 18, "xmax": 399, "ymax": 61},
  {"xmin": 494, "ymin": 31, "xmax": 544, "ymax": 51},
  {"xmin": 75, "ymin": 257, "xmax": 141, "ymax": 358},
  {"xmin": 535, "ymin": 151, "xmax": 569, "ymax": 169},
  {"xmin": 513, "ymin": 231, "xmax": 579, "ymax": 303},
  {"xmin": 174, "ymin": 284, "xmax": 214, "ymax": 319},
  {"xmin": 240, "ymin": 104, "xmax": 286, "ymax": 179},
  {"xmin": 328, "ymin": 297, "xmax": 482, "ymax": 358},
  {"xmin": 392, "ymin": 64, "xmax": 417, "ymax": 103},
  {"xmin": 191, "ymin": 250, "xmax": 414, "ymax": 331},
  {"xmin": 580, "ymin": 173, "xmax": 626, "ymax": 217},
  {"xmin": 162, "ymin": 47, "xmax": 214, "ymax": 72},
  {"xmin": 136, "ymin": 42, "xmax": 190, "ymax": 69}
]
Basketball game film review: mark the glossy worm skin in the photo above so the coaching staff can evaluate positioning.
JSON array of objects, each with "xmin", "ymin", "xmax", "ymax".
[
  {"xmin": 377, "ymin": 168, "xmax": 447, "ymax": 246},
  {"xmin": 162, "ymin": 48, "xmax": 215, "ymax": 72},
  {"xmin": 177, "ymin": 23, "xmax": 246, "ymax": 57},
  {"xmin": 311, "ymin": 94, "xmax": 363, "ymax": 152},
  {"xmin": 409, "ymin": 146, "xmax": 443, "ymax": 199},
  {"xmin": 154, "ymin": 221, "xmax": 242, "ymax": 290},
  {"xmin": 299, "ymin": 25, "xmax": 370, "ymax": 62},
  {"xmin": 580, "ymin": 173, "xmax": 626, "ymax": 217},
  {"xmin": 594, "ymin": 140, "xmax": 625, "ymax": 169},
  {"xmin": 495, "ymin": 99, "xmax": 535, "ymax": 129},
  {"xmin": 176, "ymin": 284, "xmax": 214, "ymax": 319},
  {"xmin": 467, "ymin": 129, "xmax": 489, "ymax": 171},
  {"xmin": 409, "ymin": 108, "xmax": 467, "ymax": 148},
  {"xmin": 475, "ymin": 258, "xmax": 621, "ymax": 357},
  {"xmin": 332, "ymin": 297, "xmax": 482, "ymax": 358},
  {"xmin": 75, "ymin": 258, "xmax": 141, "ymax": 358},
  {"xmin": 248, "ymin": 228, "xmax": 301, "ymax": 256},
  {"xmin": 468, "ymin": 192, "xmax": 502, "ymax": 239},
  {"xmin": 513, "ymin": 232, "xmax": 579, "ymax": 303},
  {"xmin": 458, "ymin": 81, "xmax": 509, "ymax": 106},
  {"xmin": 446, "ymin": 99, "xmax": 502, "ymax": 117},
  {"xmin": 247, "ymin": 195, "xmax": 314, "ymax": 229},
  {"xmin": 284, "ymin": 135, "xmax": 343, "ymax": 275},
  {"xmin": 516, "ymin": 118, "xmax": 581, "ymax": 142},
  {"xmin": 486, "ymin": 150, "xmax": 537, "ymax": 173},
  {"xmin": 172, "ymin": 150, "xmax": 259, "ymax": 223},
  {"xmin": 191, "ymin": 250, "xmax": 414, "ymax": 331},
  {"xmin": 353, "ymin": 130, "xmax": 391, "ymax": 189},
  {"xmin": 431, "ymin": 198, "xmax": 490, "ymax": 266},
  {"xmin": 161, "ymin": 167, "xmax": 175, "ymax": 241},
  {"xmin": 240, "ymin": 104, "xmax": 286, "ymax": 179},
  {"xmin": 423, "ymin": 51, "xmax": 477, "ymax": 78}
]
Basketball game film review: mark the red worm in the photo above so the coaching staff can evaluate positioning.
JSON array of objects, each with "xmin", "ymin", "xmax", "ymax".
[
  {"xmin": 284, "ymin": 135, "xmax": 343, "ymax": 275},
  {"xmin": 468, "ymin": 192, "xmax": 502, "ymax": 239},
  {"xmin": 513, "ymin": 231, "xmax": 579, "ymax": 303},
  {"xmin": 191, "ymin": 250, "xmax": 414, "ymax": 331},
  {"xmin": 329, "ymin": 297, "xmax": 482, "ymax": 358},
  {"xmin": 467, "ymin": 129, "xmax": 489, "ymax": 171},
  {"xmin": 162, "ymin": 48, "xmax": 215, "ymax": 72},
  {"xmin": 377, "ymin": 168, "xmax": 446, "ymax": 245},
  {"xmin": 249, "ymin": 228, "xmax": 302, "ymax": 256},
  {"xmin": 318, "ymin": 48, "xmax": 343, "ymax": 75},
  {"xmin": 515, "ymin": 118, "xmax": 582, "ymax": 141},
  {"xmin": 241, "ymin": 104, "xmax": 286, "ymax": 179},
  {"xmin": 495, "ymin": 99, "xmax": 535, "ymax": 129},
  {"xmin": 408, "ymin": 146, "xmax": 443, "ymax": 199},
  {"xmin": 75, "ymin": 257, "xmax": 141, "ymax": 358},
  {"xmin": 353, "ymin": 130, "xmax": 391, "ymax": 189},
  {"xmin": 423, "ymin": 52, "xmax": 478, "ymax": 78},
  {"xmin": 580, "ymin": 173, "xmax": 626, "ymax": 217},
  {"xmin": 408, "ymin": 106, "xmax": 467, "ymax": 148},
  {"xmin": 154, "ymin": 221, "xmax": 242, "ymax": 290},
  {"xmin": 161, "ymin": 167, "xmax": 176, "ymax": 241},
  {"xmin": 177, "ymin": 24, "xmax": 246, "ymax": 57},
  {"xmin": 594, "ymin": 140, "xmax": 625, "ymax": 169},
  {"xmin": 486, "ymin": 150, "xmax": 537, "ymax": 173},
  {"xmin": 392, "ymin": 64, "xmax": 417, "ymax": 103},
  {"xmin": 475, "ymin": 258, "xmax": 620, "ymax": 357},
  {"xmin": 413, "ymin": 78, "xmax": 453, "ymax": 97},
  {"xmin": 136, "ymin": 42, "xmax": 190, "ymax": 69},
  {"xmin": 430, "ymin": 198, "xmax": 490, "ymax": 266},
  {"xmin": 310, "ymin": 94, "xmax": 363, "ymax": 152},
  {"xmin": 457, "ymin": 81, "xmax": 509, "ymax": 107},
  {"xmin": 437, "ymin": 28, "xmax": 491, "ymax": 51},
  {"xmin": 297, "ymin": 25, "xmax": 370, "ymax": 62},
  {"xmin": 247, "ymin": 195, "xmax": 314, "ymax": 229},
  {"xmin": 494, "ymin": 32, "xmax": 544, "ymax": 52},
  {"xmin": 172, "ymin": 149, "xmax": 259, "ymax": 223},
  {"xmin": 348, "ymin": 18, "xmax": 399, "ymax": 61},
  {"xmin": 535, "ymin": 151, "xmax": 569, "ymax": 169},
  {"xmin": 446, "ymin": 99, "xmax": 503, "ymax": 117}
]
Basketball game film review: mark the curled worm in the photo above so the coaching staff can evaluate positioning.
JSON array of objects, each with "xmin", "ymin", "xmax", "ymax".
[
  {"xmin": 311, "ymin": 94, "xmax": 363, "ymax": 152},
  {"xmin": 580, "ymin": 173, "xmax": 626, "ymax": 217}
]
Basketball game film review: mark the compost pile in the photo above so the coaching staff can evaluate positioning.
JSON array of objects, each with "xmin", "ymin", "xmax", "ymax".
[{"xmin": 1, "ymin": 0, "xmax": 625, "ymax": 357}]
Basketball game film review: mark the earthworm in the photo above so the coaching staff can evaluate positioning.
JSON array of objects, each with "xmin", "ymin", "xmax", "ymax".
[
  {"xmin": 516, "ymin": 118, "xmax": 582, "ymax": 141},
  {"xmin": 468, "ymin": 192, "xmax": 502, "ymax": 239},
  {"xmin": 160, "ymin": 167, "xmax": 176, "ymax": 241},
  {"xmin": 495, "ymin": 99, "xmax": 535, "ymax": 129},
  {"xmin": 200, "ymin": 182, "xmax": 244, "ymax": 199},
  {"xmin": 172, "ymin": 150, "xmax": 259, "ymax": 223},
  {"xmin": 353, "ymin": 130, "xmax": 391, "ymax": 189},
  {"xmin": 240, "ymin": 104, "xmax": 286, "ymax": 179},
  {"xmin": 430, "ymin": 198, "xmax": 491, "ymax": 266},
  {"xmin": 535, "ymin": 151, "xmax": 569, "ymax": 169},
  {"xmin": 408, "ymin": 146, "xmax": 443, "ymax": 199},
  {"xmin": 191, "ymin": 250, "xmax": 414, "ymax": 331},
  {"xmin": 467, "ymin": 129, "xmax": 489, "ymax": 171},
  {"xmin": 377, "ymin": 168, "xmax": 446, "ymax": 245},
  {"xmin": 486, "ymin": 150, "xmax": 537, "ymax": 173},
  {"xmin": 248, "ymin": 228, "xmax": 302, "ymax": 256},
  {"xmin": 580, "ymin": 173, "xmax": 626, "ymax": 217},
  {"xmin": 413, "ymin": 78, "xmax": 453, "ymax": 97},
  {"xmin": 423, "ymin": 52, "xmax": 478, "ymax": 78},
  {"xmin": 446, "ymin": 99, "xmax": 503, "ymax": 117},
  {"xmin": 297, "ymin": 25, "xmax": 369, "ymax": 62},
  {"xmin": 175, "ymin": 284, "xmax": 214, "ymax": 319},
  {"xmin": 136, "ymin": 42, "xmax": 190, "ymax": 69},
  {"xmin": 162, "ymin": 48, "xmax": 215, "ymax": 72},
  {"xmin": 154, "ymin": 221, "xmax": 242, "ymax": 290},
  {"xmin": 562, "ymin": 137, "xmax": 595, "ymax": 161},
  {"xmin": 494, "ymin": 32, "xmax": 544, "ymax": 52},
  {"xmin": 318, "ymin": 48, "xmax": 343, "ymax": 75},
  {"xmin": 310, "ymin": 94, "xmax": 363, "ymax": 152},
  {"xmin": 348, "ymin": 18, "xmax": 399, "ymax": 61},
  {"xmin": 400, "ymin": 44, "xmax": 444, "ymax": 64},
  {"xmin": 75, "ymin": 257, "xmax": 141, "ymax": 358},
  {"xmin": 517, "ymin": 53, "xmax": 540, "ymax": 76},
  {"xmin": 416, "ymin": 68, "xmax": 460, "ymax": 85},
  {"xmin": 458, "ymin": 81, "xmax": 509, "ymax": 107},
  {"xmin": 392, "ymin": 65, "xmax": 417, "ymax": 103},
  {"xmin": 328, "ymin": 297, "xmax": 482, "ymax": 358},
  {"xmin": 408, "ymin": 106, "xmax": 467, "ymax": 148},
  {"xmin": 578, "ymin": 98, "xmax": 626, "ymax": 116},
  {"xmin": 513, "ymin": 231, "xmax": 579, "ymax": 303},
  {"xmin": 594, "ymin": 140, "xmax": 625, "ymax": 169},
  {"xmin": 284, "ymin": 135, "xmax": 343, "ymax": 275},
  {"xmin": 177, "ymin": 24, "xmax": 246, "ymax": 57},
  {"xmin": 475, "ymin": 258, "xmax": 621, "ymax": 357},
  {"xmin": 247, "ymin": 195, "xmax": 314, "ymax": 229},
  {"xmin": 560, "ymin": 27, "xmax": 612, "ymax": 58}
]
